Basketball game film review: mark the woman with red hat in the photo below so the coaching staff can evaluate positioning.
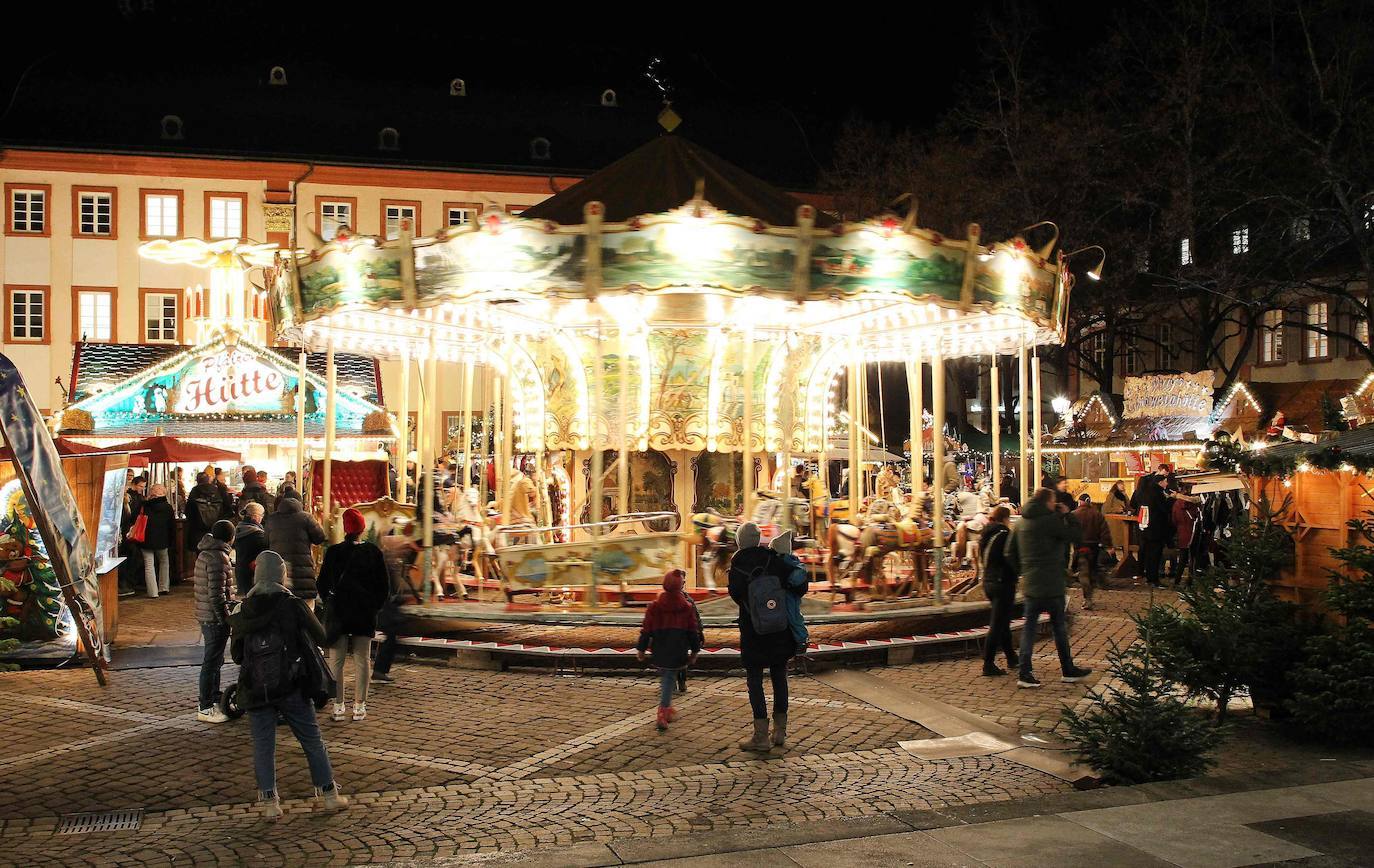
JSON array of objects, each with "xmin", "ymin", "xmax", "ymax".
[{"xmin": 317, "ymin": 508, "xmax": 390, "ymax": 722}]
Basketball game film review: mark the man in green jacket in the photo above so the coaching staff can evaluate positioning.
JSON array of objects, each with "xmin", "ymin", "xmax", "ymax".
[{"xmin": 1005, "ymin": 488, "xmax": 1094, "ymax": 688}]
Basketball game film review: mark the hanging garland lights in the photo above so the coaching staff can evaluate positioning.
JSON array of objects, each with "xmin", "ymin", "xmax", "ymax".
[{"xmin": 1235, "ymin": 442, "xmax": 1373, "ymax": 478}]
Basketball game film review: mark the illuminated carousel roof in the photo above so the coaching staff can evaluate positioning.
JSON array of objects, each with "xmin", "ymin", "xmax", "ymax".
[{"xmin": 519, "ymin": 135, "xmax": 837, "ymax": 227}]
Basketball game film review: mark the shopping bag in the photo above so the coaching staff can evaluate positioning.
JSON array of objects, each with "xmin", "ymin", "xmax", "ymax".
[{"xmin": 128, "ymin": 513, "xmax": 148, "ymax": 543}]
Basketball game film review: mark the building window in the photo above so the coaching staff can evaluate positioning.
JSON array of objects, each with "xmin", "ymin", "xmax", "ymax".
[
  {"xmin": 1305, "ymin": 301, "xmax": 1329, "ymax": 360},
  {"xmin": 1179, "ymin": 236, "xmax": 1192, "ymax": 265},
  {"xmin": 1260, "ymin": 309, "xmax": 1284, "ymax": 364},
  {"xmin": 1089, "ymin": 331, "xmax": 1107, "ymax": 369},
  {"xmin": 143, "ymin": 291, "xmax": 180, "ymax": 343},
  {"xmin": 318, "ymin": 199, "xmax": 355, "ymax": 241},
  {"xmin": 6, "ymin": 185, "xmax": 48, "ymax": 235},
  {"xmin": 6, "ymin": 286, "xmax": 48, "ymax": 343},
  {"xmin": 74, "ymin": 288, "xmax": 115, "ymax": 342},
  {"xmin": 445, "ymin": 205, "xmax": 476, "ymax": 227},
  {"xmin": 1138, "ymin": 250, "xmax": 1150, "ymax": 273},
  {"xmin": 206, "ymin": 193, "xmax": 246, "ymax": 239},
  {"xmin": 1231, "ymin": 225, "xmax": 1249, "ymax": 255},
  {"xmin": 1156, "ymin": 323, "xmax": 1173, "ymax": 368},
  {"xmin": 1354, "ymin": 311, "xmax": 1369, "ymax": 354},
  {"xmin": 382, "ymin": 201, "xmax": 419, "ymax": 240},
  {"xmin": 1291, "ymin": 216, "xmax": 1311, "ymax": 242},
  {"xmin": 1121, "ymin": 345, "xmax": 1140, "ymax": 375},
  {"xmin": 75, "ymin": 188, "xmax": 116, "ymax": 237},
  {"xmin": 141, "ymin": 190, "xmax": 182, "ymax": 239}
]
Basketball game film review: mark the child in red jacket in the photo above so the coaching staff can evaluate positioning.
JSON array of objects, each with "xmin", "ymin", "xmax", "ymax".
[{"xmin": 636, "ymin": 569, "xmax": 702, "ymax": 730}]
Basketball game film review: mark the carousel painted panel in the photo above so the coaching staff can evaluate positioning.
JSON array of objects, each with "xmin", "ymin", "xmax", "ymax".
[
  {"xmin": 809, "ymin": 227, "xmax": 963, "ymax": 300},
  {"xmin": 532, "ymin": 338, "xmax": 582, "ymax": 449},
  {"xmin": 972, "ymin": 241, "xmax": 1063, "ymax": 331},
  {"xmin": 413, "ymin": 219, "xmax": 584, "ymax": 301},
  {"xmin": 692, "ymin": 450, "xmax": 745, "ymax": 515},
  {"xmin": 599, "ymin": 213, "xmax": 796, "ymax": 293},
  {"xmin": 580, "ymin": 450, "xmax": 677, "ymax": 524},
  {"xmin": 711, "ymin": 336, "xmax": 777, "ymax": 453},
  {"xmin": 646, "ymin": 329, "xmax": 711, "ymax": 452},
  {"xmin": 297, "ymin": 244, "xmax": 406, "ymax": 317},
  {"xmin": 497, "ymin": 531, "xmax": 682, "ymax": 594},
  {"xmin": 577, "ymin": 331, "xmax": 644, "ymax": 451}
]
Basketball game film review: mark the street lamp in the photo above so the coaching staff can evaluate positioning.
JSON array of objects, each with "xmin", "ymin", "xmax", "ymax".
[
  {"xmin": 1051, "ymin": 396, "xmax": 1072, "ymax": 416},
  {"xmin": 1015, "ymin": 221, "xmax": 1060, "ymax": 259},
  {"xmin": 1064, "ymin": 245, "xmax": 1107, "ymax": 282}
]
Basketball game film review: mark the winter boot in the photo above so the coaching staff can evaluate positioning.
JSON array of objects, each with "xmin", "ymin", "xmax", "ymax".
[
  {"xmin": 738, "ymin": 718, "xmax": 771, "ymax": 752},
  {"xmin": 770, "ymin": 713, "xmax": 788, "ymax": 747},
  {"xmin": 256, "ymin": 790, "xmax": 282, "ymax": 819},
  {"xmin": 315, "ymin": 783, "xmax": 350, "ymax": 810}
]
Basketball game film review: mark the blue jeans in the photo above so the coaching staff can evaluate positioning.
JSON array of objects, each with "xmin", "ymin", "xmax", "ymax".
[
  {"xmin": 1018, "ymin": 595, "xmax": 1076, "ymax": 678},
  {"xmin": 198, "ymin": 622, "xmax": 229, "ymax": 710},
  {"xmin": 657, "ymin": 668, "xmax": 677, "ymax": 708},
  {"xmin": 247, "ymin": 691, "xmax": 335, "ymax": 795}
]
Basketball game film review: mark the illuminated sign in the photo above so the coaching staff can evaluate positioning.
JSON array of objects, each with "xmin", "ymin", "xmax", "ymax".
[{"xmin": 174, "ymin": 349, "xmax": 286, "ymax": 414}]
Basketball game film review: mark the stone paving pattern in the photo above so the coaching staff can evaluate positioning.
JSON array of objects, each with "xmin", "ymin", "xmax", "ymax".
[{"xmin": 0, "ymin": 581, "xmax": 1258, "ymax": 867}]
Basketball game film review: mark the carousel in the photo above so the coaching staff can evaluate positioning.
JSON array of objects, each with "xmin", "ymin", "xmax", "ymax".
[{"xmin": 268, "ymin": 137, "xmax": 1074, "ymax": 654}]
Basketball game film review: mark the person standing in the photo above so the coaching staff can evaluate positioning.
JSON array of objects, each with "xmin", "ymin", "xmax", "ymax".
[
  {"xmin": 1005, "ymin": 488, "xmax": 1093, "ymax": 688},
  {"xmin": 170, "ymin": 466, "xmax": 187, "ymax": 519},
  {"xmin": 138, "ymin": 484, "xmax": 176, "ymax": 597},
  {"xmin": 1102, "ymin": 479, "xmax": 1131, "ymax": 563},
  {"xmin": 229, "ymin": 551, "xmax": 349, "ymax": 818},
  {"xmin": 316, "ymin": 508, "xmax": 389, "ymax": 722},
  {"xmin": 236, "ymin": 467, "xmax": 273, "ymax": 518},
  {"xmin": 1134, "ymin": 473, "xmax": 1173, "ymax": 587},
  {"xmin": 1071, "ymin": 493, "xmax": 1112, "ymax": 610},
  {"xmin": 194, "ymin": 520, "xmax": 236, "ymax": 723},
  {"xmin": 265, "ymin": 496, "xmax": 327, "ymax": 602},
  {"xmin": 728, "ymin": 522, "xmax": 807, "ymax": 752},
  {"xmin": 999, "ymin": 472, "xmax": 1020, "ymax": 508},
  {"xmin": 979, "ymin": 506, "xmax": 1018, "ymax": 676},
  {"xmin": 233, "ymin": 502, "xmax": 270, "ymax": 597},
  {"xmin": 187, "ymin": 472, "xmax": 223, "ymax": 549},
  {"xmin": 635, "ymin": 568, "xmax": 702, "ymax": 730},
  {"xmin": 213, "ymin": 467, "xmax": 234, "ymax": 520},
  {"xmin": 1170, "ymin": 485, "xmax": 1204, "ymax": 584}
]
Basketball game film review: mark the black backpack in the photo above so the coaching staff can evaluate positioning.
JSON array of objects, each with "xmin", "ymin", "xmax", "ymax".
[
  {"xmin": 732, "ymin": 555, "xmax": 789, "ymax": 636},
  {"xmin": 244, "ymin": 621, "xmax": 297, "ymax": 701},
  {"xmin": 193, "ymin": 495, "xmax": 220, "ymax": 529}
]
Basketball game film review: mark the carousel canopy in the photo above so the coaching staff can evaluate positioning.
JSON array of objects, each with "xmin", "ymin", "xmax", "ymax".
[{"xmin": 518, "ymin": 135, "xmax": 837, "ymax": 227}]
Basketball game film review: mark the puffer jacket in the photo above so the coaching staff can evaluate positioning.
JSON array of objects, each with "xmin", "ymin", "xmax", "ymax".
[
  {"xmin": 193, "ymin": 535, "xmax": 233, "ymax": 625},
  {"xmin": 232, "ymin": 520, "xmax": 269, "ymax": 596},
  {"xmin": 1005, "ymin": 499, "xmax": 1081, "ymax": 599},
  {"xmin": 264, "ymin": 498, "xmax": 327, "ymax": 599}
]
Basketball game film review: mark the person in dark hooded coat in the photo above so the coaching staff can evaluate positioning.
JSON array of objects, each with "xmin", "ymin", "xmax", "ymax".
[{"xmin": 264, "ymin": 496, "xmax": 327, "ymax": 600}]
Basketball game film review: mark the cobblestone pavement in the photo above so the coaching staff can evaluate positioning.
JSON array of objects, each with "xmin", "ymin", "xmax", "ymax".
[{"xmin": 0, "ymin": 581, "xmax": 1178, "ymax": 866}]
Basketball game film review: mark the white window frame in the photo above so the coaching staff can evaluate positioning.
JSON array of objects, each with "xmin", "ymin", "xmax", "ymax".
[
  {"xmin": 10, "ymin": 188, "xmax": 45, "ymax": 233},
  {"xmin": 1121, "ymin": 344, "xmax": 1140, "ymax": 375},
  {"xmin": 79, "ymin": 191, "xmax": 113, "ymax": 236},
  {"xmin": 320, "ymin": 201, "xmax": 353, "ymax": 241},
  {"xmin": 384, "ymin": 204, "xmax": 417, "ymax": 240},
  {"xmin": 1231, "ymin": 225, "xmax": 1250, "ymax": 255},
  {"xmin": 143, "ymin": 193, "xmax": 179, "ymax": 238},
  {"xmin": 1156, "ymin": 323, "xmax": 1173, "ymax": 368},
  {"xmin": 1305, "ymin": 301, "xmax": 1329, "ymax": 360},
  {"xmin": 144, "ymin": 292, "xmax": 180, "ymax": 344},
  {"xmin": 76, "ymin": 290, "xmax": 113, "ymax": 342},
  {"xmin": 446, "ymin": 206, "xmax": 474, "ymax": 227},
  {"xmin": 9, "ymin": 289, "xmax": 45, "ymax": 341},
  {"xmin": 1180, "ymin": 236, "xmax": 1193, "ymax": 266},
  {"xmin": 208, "ymin": 196, "xmax": 243, "ymax": 239},
  {"xmin": 1261, "ymin": 309, "xmax": 1284, "ymax": 364},
  {"xmin": 1089, "ymin": 331, "xmax": 1107, "ymax": 369}
]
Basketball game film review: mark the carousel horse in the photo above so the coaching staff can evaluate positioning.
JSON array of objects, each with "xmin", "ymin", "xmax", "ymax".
[
  {"xmin": 689, "ymin": 492, "xmax": 812, "ymax": 590},
  {"xmin": 826, "ymin": 495, "xmax": 933, "ymax": 599}
]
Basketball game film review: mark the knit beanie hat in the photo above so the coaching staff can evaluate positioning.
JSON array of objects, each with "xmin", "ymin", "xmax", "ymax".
[
  {"xmin": 769, "ymin": 530, "xmax": 793, "ymax": 555},
  {"xmin": 662, "ymin": 568, "xmax": 685, "ymax": 592},
  {"xmin": 249, "ymin": 550, "xmax": 288, "ymax": 596},
  {"xmin": 736, "ymin": 521, "xmax": 762, "ymax": 550},
  {"xmin": 342, "ymin": 507, "xmax": 366, "ymax": 536},
  {"xmin": 211, "ymin": 520, "xmax": 235, "ymax": 542}
]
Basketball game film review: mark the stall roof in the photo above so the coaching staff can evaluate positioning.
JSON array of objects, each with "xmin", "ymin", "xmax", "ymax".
[
  {"xmin": 1249, "ymin": 424, "xmax": 1374, "ymax": 463},
  {"xmin": 517, "ymin": 135, "xmax": 837, "ymax": 227},
  {"xmin": 69, "ymin": 342, "xmax": 384, "ymax": 404}
]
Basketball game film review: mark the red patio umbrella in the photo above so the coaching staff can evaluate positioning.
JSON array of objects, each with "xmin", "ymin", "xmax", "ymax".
[
  {"xmin": 0, "ymin": 436, "xmax": 129, "ymax": 458},
  {"xmin": 104, "ymin": 435, "xmax": 241, "ymax": 465}
]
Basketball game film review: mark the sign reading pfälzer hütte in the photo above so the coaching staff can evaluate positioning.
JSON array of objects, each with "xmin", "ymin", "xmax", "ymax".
[
  {"xmin": 1122, "ymin": 371, "xmax": 1214, "ymax": 420},
  {"xmin": 175, "ymin": 349, "xmax": 286, "ymax": 414}
]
